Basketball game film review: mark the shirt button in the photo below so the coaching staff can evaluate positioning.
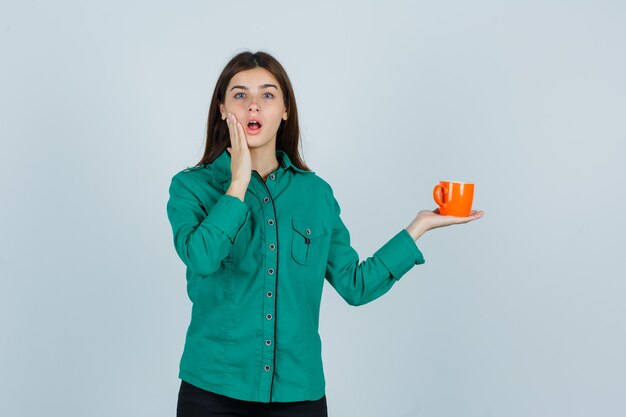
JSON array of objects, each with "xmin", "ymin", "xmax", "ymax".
[
  {"xmin": 267, "ymin": 291, "xmax": 272, "ymax": 297},
  {"xmin": 266, "ymin": 313, "xmax": 272, "ymax": 320},
  {"xmin": 263, "ymin": 196, "xmax": 270, "ymax": 203},
  {"xmin": 268, "ymin": 268, "xmax": 274, "ymax": 275},
  {"xmin": 305, "ymin": 228, "xmax": 311, "ymax": 235},
  {"xmin": 265, "ymin": 339, "xmax": 272, "ymax": 346},
  {"xmin": 267, "ymin": 219, "xmax": 274, "ymax": 225},
  {"xmin": 264, "ymin": 365, "xmax": 271, "ymax": 371},
  {"xmin": 269, "ymin": 243, "xmax": 275, "ymax": 250},
  {"xmin": 269, "ymin": 173, "xmax": 275, "ymax": 180}
]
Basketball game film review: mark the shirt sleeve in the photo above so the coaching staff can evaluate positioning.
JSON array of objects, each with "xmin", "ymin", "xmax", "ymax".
[
  {"xmin": 166, "ymin": 174, "xmax": 250, "ymax": 276},
  {"xmin": 324, "ymin": 194, "xmax": 425, "ymax": 306}
]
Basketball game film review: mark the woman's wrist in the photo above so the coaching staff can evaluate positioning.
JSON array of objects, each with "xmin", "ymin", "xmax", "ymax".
[
  {"xmin": 226, "ymin": 180, "xmax": 248, "ymax": 203},
  {"xmin": 405, "ymin": 222, "xmax": 427, "ymax": 241}
]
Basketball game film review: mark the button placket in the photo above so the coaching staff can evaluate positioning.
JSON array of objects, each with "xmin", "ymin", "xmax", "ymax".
[
  {"xmin": 236, "ymin": 167, "xmax": 289, "ymax": 400},
  {"xmin": 251, "ymin": 173, "xmax": 279, "ymax": 396}
]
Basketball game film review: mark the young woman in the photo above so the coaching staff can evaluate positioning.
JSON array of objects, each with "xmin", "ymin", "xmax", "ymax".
[{"xmin": 167, "ymin": 50, "xmax": 484, "ymax": 417}]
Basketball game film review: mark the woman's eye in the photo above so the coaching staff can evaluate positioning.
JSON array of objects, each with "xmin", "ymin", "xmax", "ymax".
[{"xmin": 233, "ymin": 92, "xmax": 274, "ymax": 99}]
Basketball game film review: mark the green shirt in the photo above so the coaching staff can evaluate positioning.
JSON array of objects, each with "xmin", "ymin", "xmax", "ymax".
[{"xmin": 166, "ymin": 148, "xmax": 425, "ymax": 403}]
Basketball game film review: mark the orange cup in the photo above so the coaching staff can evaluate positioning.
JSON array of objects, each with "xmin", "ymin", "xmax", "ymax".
[{"xmin": 433, "ymin": 180, "xmax": 475, "ymax": 217}]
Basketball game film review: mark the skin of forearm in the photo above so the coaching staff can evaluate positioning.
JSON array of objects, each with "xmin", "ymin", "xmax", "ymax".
[
  {"xmin": 405, "ymin": 222, "xmax": 427, "ymax": 241},
  {"xmin": 226, "ymin": 180, "xmax": 248, "ymax": 203}
]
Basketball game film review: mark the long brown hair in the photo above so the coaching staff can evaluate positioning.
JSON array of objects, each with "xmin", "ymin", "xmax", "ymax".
[{"xmin": 195, "ymin": 50, "xmax": 313, "ymax": 171}]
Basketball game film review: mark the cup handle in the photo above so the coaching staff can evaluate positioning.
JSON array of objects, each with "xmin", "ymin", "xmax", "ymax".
[{"xmin": 433, "ymin": 184, "xmax": 448, "ymax": 208}]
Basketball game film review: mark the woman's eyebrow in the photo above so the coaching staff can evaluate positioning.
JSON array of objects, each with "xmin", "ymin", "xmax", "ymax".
[{"xmin": 230, "ymin": 84, "xmax": 278, "ymax": 91}]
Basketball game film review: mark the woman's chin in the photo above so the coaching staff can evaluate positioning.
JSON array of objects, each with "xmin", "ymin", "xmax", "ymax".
[{"xmin": 245, "ymin": 134, "xmax": 274, "ymax": 149}]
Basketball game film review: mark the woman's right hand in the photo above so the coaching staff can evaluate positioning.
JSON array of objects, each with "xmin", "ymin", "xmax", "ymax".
[{"xmin": 225, "ymin": 112, "xmax": 252, "ymax": 185}]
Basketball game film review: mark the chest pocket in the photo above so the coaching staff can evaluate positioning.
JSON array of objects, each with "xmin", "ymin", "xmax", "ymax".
[{"xmin": 291, "ymin": 217, "xmax": 327, "ymax": 266}]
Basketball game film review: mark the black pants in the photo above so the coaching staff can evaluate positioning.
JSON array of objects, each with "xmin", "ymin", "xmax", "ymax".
[{"xmin": 176, "ymin": 380, "xmax": 328, "ymax": 417}]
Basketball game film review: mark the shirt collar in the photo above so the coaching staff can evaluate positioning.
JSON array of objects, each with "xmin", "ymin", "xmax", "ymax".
[{"xmin": 211, "ymin": 148, "xmax": 314, "ymax": 183}]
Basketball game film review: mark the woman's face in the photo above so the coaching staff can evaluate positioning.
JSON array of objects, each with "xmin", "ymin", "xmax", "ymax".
[{"xmin": 220, "ymin": 67, "xmax": 288, "ymax": 150}]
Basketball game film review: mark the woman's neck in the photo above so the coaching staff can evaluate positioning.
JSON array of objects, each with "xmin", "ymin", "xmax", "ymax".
[{"xmin": 250, "ymin": 148, "xmax": 280, "ymax": 181}]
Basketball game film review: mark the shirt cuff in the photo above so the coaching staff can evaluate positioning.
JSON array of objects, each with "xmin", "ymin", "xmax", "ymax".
[
  {"xmin": 201, "ymin": 194, "xmax": 250, "ymax": 243},
  {"xmin": 374, "ymin": 228, "xmax": 425, "ymax": 281}
]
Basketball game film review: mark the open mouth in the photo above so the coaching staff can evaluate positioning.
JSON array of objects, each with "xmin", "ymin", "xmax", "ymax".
[
  {"xmin": 246, "ymin": 120, "xmax": 262, "ymax": 134},
  {"xmin": 248, "ymin": 120, "xmax": 261, "ymax": 130}
]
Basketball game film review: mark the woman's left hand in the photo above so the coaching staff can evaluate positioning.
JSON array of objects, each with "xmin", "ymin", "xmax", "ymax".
[{"xmin": 405, "ymin": 208, "xmax": 485, "ymax": 240}]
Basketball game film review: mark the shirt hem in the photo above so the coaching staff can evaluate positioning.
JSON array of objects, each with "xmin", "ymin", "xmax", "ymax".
[{"xmin": 178, "ymin": 370, "xmax": 326, "ymax": 403}]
